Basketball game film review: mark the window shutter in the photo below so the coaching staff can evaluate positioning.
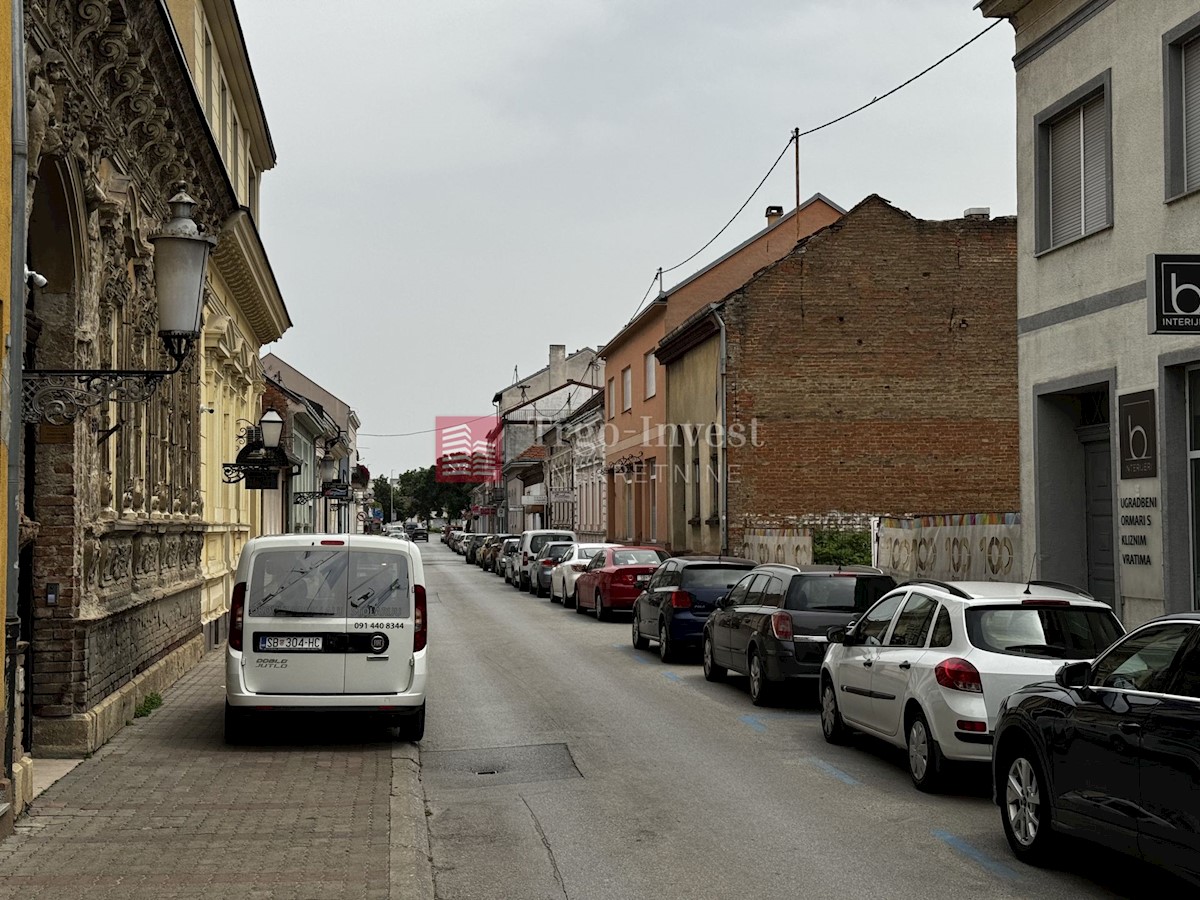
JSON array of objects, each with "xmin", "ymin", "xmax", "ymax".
[
  {"xmin": 1081, "ymin": 95, "xmax": 1108, "ymax": 232},
  {"xmin": 1185, "ymin": 38, "xmax": 1200, "ymax": 192},
  {"xmin": 1049, "ymin": 108, "xmax": 1083, "ymax": 247}
]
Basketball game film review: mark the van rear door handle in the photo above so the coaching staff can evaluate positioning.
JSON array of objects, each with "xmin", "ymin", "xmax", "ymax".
[
  {"xmin": 862, "ymin": 659, "xmax": 873, "ymax": 668},
  {"xmin": 899, "ymin": 662, "xmax": 911, "ymax": 670},
  {"xmin": 367, "ymin": 656, "xmax": 389, "ymax": 662}
]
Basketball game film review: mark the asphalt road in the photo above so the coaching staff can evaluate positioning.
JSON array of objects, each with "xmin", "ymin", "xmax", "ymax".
[{"xmin": 420, "ymin": 540, "xmax": 1186, "ymax": 900}]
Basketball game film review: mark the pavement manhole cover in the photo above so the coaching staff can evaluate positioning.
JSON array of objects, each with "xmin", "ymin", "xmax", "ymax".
[{"xmin": 421, "ymin": 743, "xmax": 580, "ymax": 789}]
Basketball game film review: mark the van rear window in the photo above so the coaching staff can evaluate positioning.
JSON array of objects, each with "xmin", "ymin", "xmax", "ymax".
[
  {"xmin": 247, "ymin": 549, "xmax": 410, "ymax": 619},
  {"xmin": 249, "ymin": 549, "xmax": 348, "ymax": 618},
  {"xmin": 530, "ymin": 534, "xmax": 574, "ymax": 553}
]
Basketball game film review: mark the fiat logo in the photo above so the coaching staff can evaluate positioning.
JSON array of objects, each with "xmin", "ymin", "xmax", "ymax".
[{"xmin": 370, "ymin": 633, "xmax": 387, "ymax": 653}]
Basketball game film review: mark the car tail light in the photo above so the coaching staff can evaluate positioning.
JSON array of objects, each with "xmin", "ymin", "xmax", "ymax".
[
  {"xmin": 413, "ymin": 584, "xmax": 427, "ymax": 652},
  {"xmin": 320, "ymin": 539, "xmax": 344, "ymax": 546},
  {"xmin": 935, "ymin": 657, "xmax": 983, "ymax": 693},
  {"xmin": 229, "ymin": 582, "xmax": 246, "ymax": 652},
  {"xmin": 670, "ymin": 591, "xmax": 692, "ymax": 609},
  {"xmin": 956, "ymin": 719, "xmax": 987, "ymax": 732},
  {"xmin": 1022, "ymin": 598, "xmax": 1071, "ymax": 606},
  {"xmin": 771, "ymin": 610, "xmax": 793, "ymax": 640},
  {"xmin": 541, "ymin": 559, "xmax": 555, "ymax": 567},
  {"xmin": 619, "ymin": 571, "xmax": 637, "ymax": 584}
]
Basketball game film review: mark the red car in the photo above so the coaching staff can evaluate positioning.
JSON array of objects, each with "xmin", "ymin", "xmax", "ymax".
[{"xmin": 574, "ymin": 546, "xmax": 670, "ymax": 621}]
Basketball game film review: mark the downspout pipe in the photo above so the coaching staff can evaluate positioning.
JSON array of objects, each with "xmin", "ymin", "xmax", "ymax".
[
  {"xmin": 6, "ymin": 0, "xmax": 28, "ymax": 785},
  {"xmin": 710, "ymin": 304, "xmax": 728, "ymax": 556}
]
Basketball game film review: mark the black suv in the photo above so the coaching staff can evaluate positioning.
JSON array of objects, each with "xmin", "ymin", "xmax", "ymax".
[{"xmin": 703, "ymin": 564, "xmax": 896, "ymax": 705}]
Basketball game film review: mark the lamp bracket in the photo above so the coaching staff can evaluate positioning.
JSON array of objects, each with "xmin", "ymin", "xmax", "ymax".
[{"xmin": 22, "ymin": 351, "xmax": 187, "ymax": 426}]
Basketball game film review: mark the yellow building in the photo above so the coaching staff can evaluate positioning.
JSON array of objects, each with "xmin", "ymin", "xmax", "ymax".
[{"xmin": 165, "ymin": 0, "xmax": 291, "ymax": 648}]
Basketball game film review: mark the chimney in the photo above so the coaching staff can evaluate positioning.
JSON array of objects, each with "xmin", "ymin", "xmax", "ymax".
[
  {"xmin": 765, "ymin": 205, "xmax": 784, "ymax": 226},
  {"xmin": 549, "ymin": 344, "xmax": 566, "ymax": 387},
  {"xmin": 963, "ymin": 207, "xmax": 991, "ymax": 220}
]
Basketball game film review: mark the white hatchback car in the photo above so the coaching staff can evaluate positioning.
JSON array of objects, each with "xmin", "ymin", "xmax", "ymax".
[
  {"xmin": 225, "ymin": 534, "xmax": 428, "ymax": 743},
  {"xmin": 549, "ymin": 543, "xmax": 619, "ymax": 606},
  {"xmin": 820, "ymin": 580, "xmax": 1123, "ymax": 791}
]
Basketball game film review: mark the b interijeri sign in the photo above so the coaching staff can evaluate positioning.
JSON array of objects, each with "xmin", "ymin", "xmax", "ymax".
[{"xmin": 1148, "ymin": 254, "xmax": 1200, "ymax": 333}]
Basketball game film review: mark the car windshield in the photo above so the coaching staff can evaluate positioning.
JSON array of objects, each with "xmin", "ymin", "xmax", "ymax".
[
  {"xmin": 784, "ymin": 575, "xmax": 896, "ymax": 613},
  {"xmin": 612, "ymin": 549, "xmax": 667, "ymax": 566},
  {"xmin": 965, "ymin": 605, "xmax": 1123, "ymax": 659},
  {"xmin": 681, "ymin": 566, "xmax": 754, "ymax": 589}
]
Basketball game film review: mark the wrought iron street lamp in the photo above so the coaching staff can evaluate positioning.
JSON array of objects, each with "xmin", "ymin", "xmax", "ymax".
[
  {"xmin": 22, "ymin": 187, "xmax": 218, "ymax": 425},
  {"xmin": 222, "ymin": 409, "xmax": 297, "ymax": 485}
]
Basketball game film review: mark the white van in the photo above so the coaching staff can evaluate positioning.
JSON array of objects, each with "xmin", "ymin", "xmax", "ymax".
[
  {"xmin": 515, "ymin": 529, "xmax": 577, "ymax": 591},
  {"xmin": 225, "ymin": 534, "xmax": 428, "ymax": 743}
]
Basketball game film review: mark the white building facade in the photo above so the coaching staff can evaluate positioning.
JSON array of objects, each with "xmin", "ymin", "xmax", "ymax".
[{"xmin": 982, "ymin": 0, "xmax": 1200, "ymax": 624}]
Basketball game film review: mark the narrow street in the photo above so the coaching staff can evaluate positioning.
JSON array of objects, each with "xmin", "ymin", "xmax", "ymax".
[{"xmin": 0, "ymin": 540, "xmax": 1186, "ymax": 899}]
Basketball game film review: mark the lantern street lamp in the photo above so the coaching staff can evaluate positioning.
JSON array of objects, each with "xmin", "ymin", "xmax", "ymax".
[
  {"xmin": 258, "ymin": 408, "xmax": 284, "ymax": 450},
  {"xmin": 23, "ymin": 186, "xmax": 218, "ymax": 425},
  {"xmin": 221, "ymin": 409, "xmax": 297, "ymax": 485}
]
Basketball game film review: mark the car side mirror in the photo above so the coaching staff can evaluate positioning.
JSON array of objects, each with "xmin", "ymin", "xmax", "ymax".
[
  {"xmin": 826, "ymin": 625, "xmax": 847, "ymax": 644},
  {"xmin": 1056, "ymin": 661, "xmax": 1091, "ymax": 691},
  {"xmin": 715, "ymin": 593, "xmax": 728, "ymax": 609}
]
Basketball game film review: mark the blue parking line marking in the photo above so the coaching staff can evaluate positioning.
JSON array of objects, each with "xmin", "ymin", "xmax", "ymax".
[
  {"xmin": 664, "ymin": 672, "xmax": 682, "ymax": 682},
  {"xmin": 931, "ymin": 830, "xmax": 1019, "ymax": 880},
  {"xmin": 810, "ymin": 758, "xmax": 861, "ymax": 786},
  {"xmin": 739, "ymin": 715, "xmax": 768, "ymax": 733}
]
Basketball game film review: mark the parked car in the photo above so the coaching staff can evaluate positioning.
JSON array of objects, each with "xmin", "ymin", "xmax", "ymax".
[
  {"xmin": 550, "ymin": 543, "xmax": 618, "ymax": 606},
  {"xmin": 465, "ymin": 533, "xmax": 490, "ymax": 565},
  {"xmin": 633, "ymin": 556, "xmax": 757, "ymax": 662},
  {"xmin": 480, "ymin": 535, "xmax": 513, "ymax": 572},
  {"xmin": 574, "ymin": 546, "xmax": 670, "ymax": 620},
  {"xmin": 450, "ymin": 531, "xmax": 466, "ymax": 553},
  {"xmin": 820, "ymin": 579, "xmax": 1124, "ymax": 792},
  {"xmin": 530, "ymin": 541, "xmax": 575, "ymax": 597},
  {"xmin": 515, "ymin": 530, "xmax": 577, "ymax": 590},
  {"xmin": 991, "ymin": 612, "xmax": 1200, "ymax": 881},
  {"xmin": 498, "ymin": 537, "xmax": 521, "ymax": 581},
  {"xmin": 224, "ymin": 534, "xmax": 428, "ymax": 743},
  {"xmin": 703, "ymin": 565, "xmax": 896, "ymax": 706}
]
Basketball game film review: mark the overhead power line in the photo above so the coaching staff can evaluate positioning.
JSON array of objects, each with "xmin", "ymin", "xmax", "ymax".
[{"xmin": 631, "ymin": 18, "xmax": 1003, "ymax": 316}]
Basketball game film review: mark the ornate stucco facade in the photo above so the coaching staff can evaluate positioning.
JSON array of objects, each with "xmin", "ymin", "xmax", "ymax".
[{"xmin": 16, "ymin": 0, "xmax": 286, "ymax": 765}]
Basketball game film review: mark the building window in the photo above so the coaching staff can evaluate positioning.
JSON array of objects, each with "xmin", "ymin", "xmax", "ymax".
[
  {"xmin": 202, "ymin": 31, "xmax": 213, "ymax": 114},
  {"xmin": 1035, "ymin": 70, "xmax": 1112, "ymax": 253},
  {"xmin": 607, "ymin": 378, "xmax": 614, "ymax": 419},
  {"xmin": 1164, "ymin": 15, "xmax": 1200, "ymax": 199},
  {"xmin": 644, "ymin": 352, "xmax": 656, "ymax": 399},
  {"xmin": 622, "ymin": 366, "xmax": 632, "ymax": 412},
  {"xmin": 624, "ymin": 477, "xmax": 634, "ymax": 540},
  {"xmin": 710, "ymin": 445, "xmax": 720, "ymax": 525},
  {"xmin": 219, "ymin": 79, "xmax": 229, "ymax": 157},
  {"xmin": 231, "ymin": 115, "xmax": 241, "ymax": 191},
  {"xmin": 691, "ymin": 429, "xmax": 701, "ymax": 524}
]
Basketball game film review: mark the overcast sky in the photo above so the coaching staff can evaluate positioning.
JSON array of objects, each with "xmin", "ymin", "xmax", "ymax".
[{"xmin": 236, "ymin": 0, "xmax": 1017, "ymax": 476}]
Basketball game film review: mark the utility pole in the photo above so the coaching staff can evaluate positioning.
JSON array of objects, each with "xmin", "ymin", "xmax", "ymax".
[{"xmin": 793, "ymin": 127, "xmax": 801, "ymax": 240}]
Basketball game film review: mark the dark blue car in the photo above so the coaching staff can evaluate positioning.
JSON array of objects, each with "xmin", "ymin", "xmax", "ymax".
[{"xmin": 631, "ymin": 557, "xmax": 757, "ymax": 662}]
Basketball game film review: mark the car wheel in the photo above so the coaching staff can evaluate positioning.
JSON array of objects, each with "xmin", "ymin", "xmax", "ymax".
[
  {"xmin": 907, "ymin": 709, "xmax": 944, "ymax": 792},
  {"xmin": 535, "ymin": 578, "xmax": 546, "ymax": 598},
  {"xmin": 595, "ymin": 591, "xmax": 607, "ymax": 621},
  {"xmin": 658, "ymin": 620, "xmax": 675, "ymax": 663},
  {"xmin": 632, "ymin": 611, "xmax": 650, "ymax": 650},
  {"xmin": 549, "ymin": 579, "xmax": 559, "ymax": 603},
  {"xmin": 820, "ymin": 679, "xmax": 849, "ymax": 744},
  {"xmin": 574, "ymin": 589, "xmax": 585, "ymax": 614},
  {"xmin": 1001, "ymin": 748, "xmax": 1054, "ymax": 863},
  {"xmin": 703, "ymin": 633, "xmax": 726, "ymax": 682},
  {"xmin": 224, "ymin": 702, "xmax": 250, "ymax": 745},
  {"xmin": 400, "ymin": 704, "xmax": 426, "ymax": 743},
  {"xmin": 564, "ymin": 585, "xmax": 576, "ymax": 609},
  {"xmin": 748, "ymin": 650, "xmax": 773, "ymax": 707}
]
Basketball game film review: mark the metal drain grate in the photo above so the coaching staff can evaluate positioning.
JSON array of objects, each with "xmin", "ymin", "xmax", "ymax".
[{"xmin": 421, "ymin": 743, "xmax": 581, "ymax": 789}]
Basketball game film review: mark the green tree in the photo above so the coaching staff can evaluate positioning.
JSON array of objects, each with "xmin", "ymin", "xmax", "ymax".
[{"xmin": 812, "ymin": 530, "xmax": 872, "ymax": 566}]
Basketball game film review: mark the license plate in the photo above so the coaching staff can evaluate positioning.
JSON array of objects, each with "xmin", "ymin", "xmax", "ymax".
[
  {"xmin": 257, "ymin": 635, "xmax": 323, "ymax": 651},
  {"xmin": 636, "ymin": 574, "xmax": 650, "ymax": 583}
]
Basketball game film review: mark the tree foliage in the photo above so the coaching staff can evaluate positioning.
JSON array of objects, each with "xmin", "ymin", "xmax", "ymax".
[
  {"xmin": 372, "ymin": 466, "xmax": 472, "ymax": 524},
  {"xmin": 811, "ymin": 530, "xmax": 872, "ymax": 566}
]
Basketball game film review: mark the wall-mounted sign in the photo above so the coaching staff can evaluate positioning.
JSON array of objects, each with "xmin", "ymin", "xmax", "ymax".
[
  {"xmin": 245, "ymin": 471, "xmax": 279, "ymax": 491},
  {"xmin": 1118, "ymin": 390, "xmax": 1157, "ymax": 479},
  {"xmin": 1148, "ymin": 254, "xmax": 1200, "ymax": 333},
  {"xmin": 322, "ymin": 481, "xmax": 350, "ymax": 499}
]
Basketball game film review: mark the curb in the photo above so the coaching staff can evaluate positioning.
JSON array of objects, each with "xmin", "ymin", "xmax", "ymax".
[{"xmin": 390, "ymin": 741, "xmax": 434, "ymax": 900}]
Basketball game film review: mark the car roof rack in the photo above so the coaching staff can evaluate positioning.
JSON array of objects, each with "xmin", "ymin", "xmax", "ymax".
[
  {"xmin": 896, "ymin": 579, "xmax": 973, "ymax": 600},
  {"xmin": 1025, "ymin": 579, "xmax": 1093, "ymax": 600}
]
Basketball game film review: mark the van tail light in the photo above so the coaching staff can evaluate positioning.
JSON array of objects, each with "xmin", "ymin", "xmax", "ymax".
[
  {"xmin": 523, "ymin": 552, "xmax": 529, "ymax": 565},
  {"xmin": 229, "ymin": 582, "xmax": 246, "ymax": 652},
  {"xmin": 771, "ymin": 610, "xmax": 793, "ymax": 640},
  {"xmin": 413, "ymin": 584, "xmax": 427, "ymax": 652},
  {"xmin": 670, "ymin": 591, "xmax": 692, "ymax": 609},
  {"xmin": 935, "ymin": 657, "xmax": 983, "ymax": 693}
]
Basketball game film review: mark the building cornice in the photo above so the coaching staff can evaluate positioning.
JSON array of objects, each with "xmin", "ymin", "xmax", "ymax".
[{"xmin": 211, "ymin": 207, "xmax": 292, "ymax": 345}]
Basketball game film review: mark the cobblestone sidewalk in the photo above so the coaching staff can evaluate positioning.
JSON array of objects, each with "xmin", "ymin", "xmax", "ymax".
[{"xmin": 0, "ymin": 650, "xmax": 408, "ymax": 900}]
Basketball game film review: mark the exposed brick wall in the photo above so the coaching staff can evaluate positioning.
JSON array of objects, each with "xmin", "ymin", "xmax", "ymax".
[{"xmin": 725, "ymin": 196, "xmax": 1019, "ymax": 551}]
